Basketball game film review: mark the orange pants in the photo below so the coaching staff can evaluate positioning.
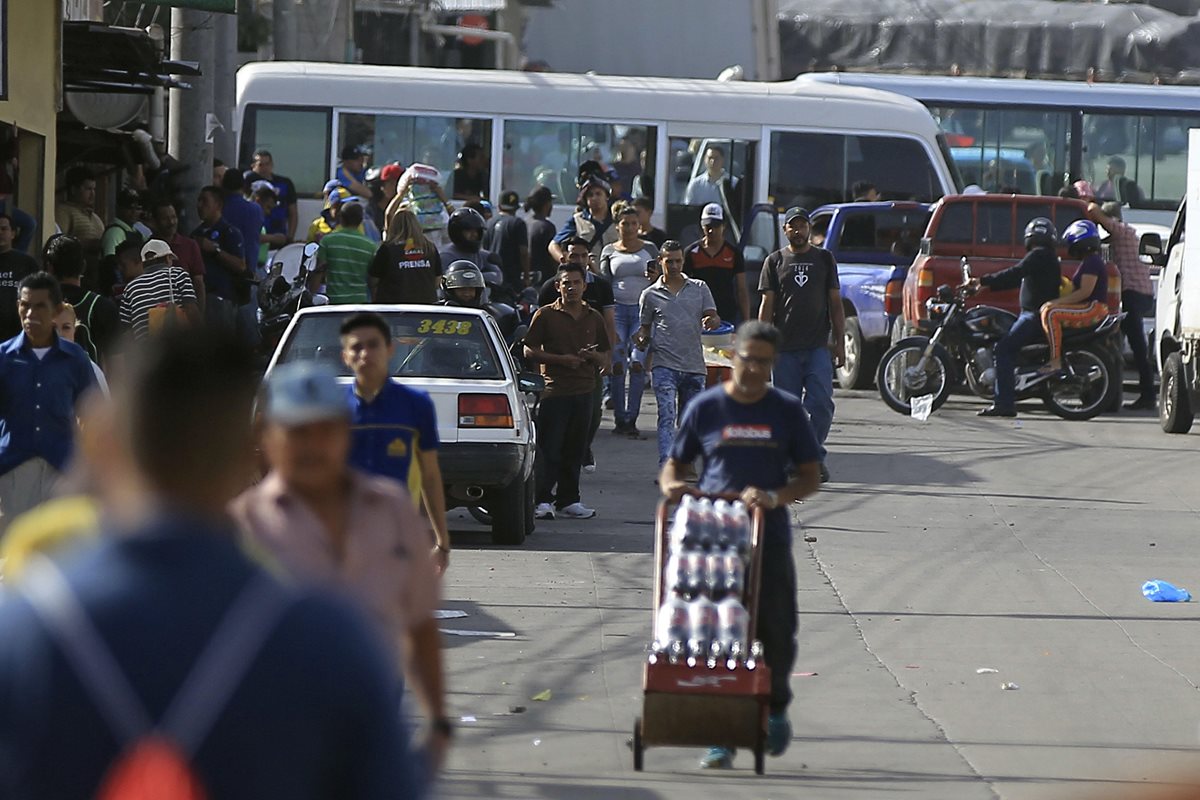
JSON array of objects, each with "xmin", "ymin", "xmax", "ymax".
[{"xmin": 1041, "ymin": 301, "xmax": 1109, "ymax": 362}]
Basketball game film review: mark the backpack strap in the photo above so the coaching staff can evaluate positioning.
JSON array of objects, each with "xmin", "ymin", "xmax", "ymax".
[
  {"xmin": 23, "ymin": 557, "xmax": 294, "ymax": 755},
  {"xmin": 23, "ymin": 556, "xmax": 154, "ymax": 744},
  {"xmin": 158, "ymin": 573, "xmax": 291, "ymax": 754}
]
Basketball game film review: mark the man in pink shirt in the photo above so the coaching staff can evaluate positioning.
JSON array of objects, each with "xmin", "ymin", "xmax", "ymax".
[
  {"xmin": 230, "ymin": 362, "xmax": 449, "ymax": 776},
  {"xmin": 150, "ymin": 197, "xmax": 206, "ymax": 314}
]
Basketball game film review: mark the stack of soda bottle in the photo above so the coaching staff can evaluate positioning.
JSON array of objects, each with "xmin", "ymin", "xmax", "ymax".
[{"xmin": 649, "ymin": 496, "xmax": 764, "ymax": 670}]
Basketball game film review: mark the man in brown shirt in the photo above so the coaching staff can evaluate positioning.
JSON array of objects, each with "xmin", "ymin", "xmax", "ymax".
[{"xmin": 524, "ymin": 261, "xmax": 610, "ymax": 520}]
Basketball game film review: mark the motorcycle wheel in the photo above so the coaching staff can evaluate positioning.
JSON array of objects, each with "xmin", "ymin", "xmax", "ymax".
[
  {"xmin": 876, "ymin": 337, "xmax": 955, "ymax": 415},
  {"xmin": 1040, "ymin": 345, "xmax": 1112, "ymax": 421}
]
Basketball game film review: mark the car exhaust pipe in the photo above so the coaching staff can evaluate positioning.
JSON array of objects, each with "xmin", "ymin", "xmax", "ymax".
[{"xmin": 465, "ymin": 485, "xmax": 484, "ymax": 500}]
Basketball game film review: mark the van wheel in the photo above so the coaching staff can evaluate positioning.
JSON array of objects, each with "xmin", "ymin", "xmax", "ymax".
[
  {"xmin": 490, "ymin": 478, "xmax": 527, "ymax": 545},
  {"xmin": 1160, "ymin": 352, "xmax": 1193, "ymax": 434},
  {"xmin": 836, "ymin": 317, "xmax": 879, "ymax": 390}
]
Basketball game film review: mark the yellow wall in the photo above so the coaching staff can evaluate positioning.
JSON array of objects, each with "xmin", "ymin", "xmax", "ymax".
[{"xmin": 0, "ymin": 0, "xmax": 61, "ymax": 249}]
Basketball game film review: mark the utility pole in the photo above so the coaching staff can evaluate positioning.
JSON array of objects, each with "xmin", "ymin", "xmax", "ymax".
[
  {"xmin": 169, "ymin": 7, "xmax": 214, "ymax": 232},
  {"xmin": 212, "ymin": 11, "xmax": 238, "ymax": 167},
  {"xmin": 273, "ymin": 0, "xmax": 297, "ymax": 60}
]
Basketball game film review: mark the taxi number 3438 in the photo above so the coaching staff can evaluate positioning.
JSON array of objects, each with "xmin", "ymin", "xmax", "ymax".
[{"xmin": 417, "ymin": 319, "xmax": 473, "ymax": 335}]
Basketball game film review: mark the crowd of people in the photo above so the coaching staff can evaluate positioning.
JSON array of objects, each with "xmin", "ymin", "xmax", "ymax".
[{"xmin": 0, "ymin": 140, "xmax": 856, "ymax": 791}]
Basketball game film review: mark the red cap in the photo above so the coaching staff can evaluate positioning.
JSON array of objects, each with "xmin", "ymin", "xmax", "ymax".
[{"xmin": 380, "ymin": 163, "xmax": 403, "ymax": 182}]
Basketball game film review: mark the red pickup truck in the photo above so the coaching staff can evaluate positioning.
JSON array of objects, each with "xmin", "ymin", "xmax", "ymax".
[{"xmin": 891, "ymin": 194, "xmax": 1122, "ymax": 337}]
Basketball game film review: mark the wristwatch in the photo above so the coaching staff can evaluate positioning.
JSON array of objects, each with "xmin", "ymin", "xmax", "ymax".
[{"xmin": 431, "ymin": 717, "xmax": 454, "ymax": 737}]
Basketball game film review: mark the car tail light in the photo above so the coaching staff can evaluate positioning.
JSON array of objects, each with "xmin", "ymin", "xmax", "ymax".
[
  {"xmin": 883, "ymin": 278, "xmax": 904, "ymax": 316},
  {"xmin": 915, "ymin": 264, "xmax": 935, "ymax": 312},
  {"xmin": 458, "ymin": 394, "xmax": 513, "ymax": 428}
]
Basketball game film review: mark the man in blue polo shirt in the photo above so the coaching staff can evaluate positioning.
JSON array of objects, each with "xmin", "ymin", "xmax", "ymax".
[
  {"xmin": 0, "ymin": 330, "xmax": 418, "ymax": 798},
  {"xmin": 340, "ymin": 311, "xmax": 451, "ymax": 575},
  {"xmin": 0, "ymin": 272, "xmax": 96, "ymax": 533},
  {"xmin": 659, "ymin": 320, "xmax": 821, "ymax": 771}
]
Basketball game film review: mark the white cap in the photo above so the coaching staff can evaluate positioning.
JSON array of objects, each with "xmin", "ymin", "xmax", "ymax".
[
  {"xmin": 700, "ymin": 203, "xmax": 724, "ymax": 222},
  {"xmin": 140, "ymin": 238, "xmax": 175, "ymax": 262}
]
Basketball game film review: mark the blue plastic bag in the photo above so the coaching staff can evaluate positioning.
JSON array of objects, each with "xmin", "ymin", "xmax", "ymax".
[{"xmin": 1142, "ymin": 580, "xmax": 1192, "ymax": 602}]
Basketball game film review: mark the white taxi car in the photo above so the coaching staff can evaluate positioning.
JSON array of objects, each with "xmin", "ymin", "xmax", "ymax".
[{"xmin": 266, "ymin": 304, "xmax": 541, "ymax": 545}]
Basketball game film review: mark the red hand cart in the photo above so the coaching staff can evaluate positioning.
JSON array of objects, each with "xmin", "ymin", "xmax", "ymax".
[{"xmin": 632, "ymin": 493, "xmax": 770, "ymax": 774}]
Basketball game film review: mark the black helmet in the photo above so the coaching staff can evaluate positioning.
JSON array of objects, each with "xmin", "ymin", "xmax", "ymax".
[
  {"xmin": 444, "ymin": 260, "xmax": 484, "ymax": 307},
  {"xmin": 447, "ymin": 207, "xmax": 485, "ymax": 252},
  {"xmin": 1023, "ymin": 217, "xmax": 1057, "ymax": 251}
]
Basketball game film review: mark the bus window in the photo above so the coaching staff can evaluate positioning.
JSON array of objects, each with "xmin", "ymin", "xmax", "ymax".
[
  {"xmin": 1083, "ymin": 112, "xmax": 1197, "ymax": 209},
  {"xmin": 667, "ymin": 137, "xmax": 755, "ymax": 242},
  {"xmin": 769, "ymin": 132, "xmax": 942, "ymax": 209},
  {"xmin": 335, "ymin": 113, "xmax": 492, "ymax": 199},
  {"xmin": 241, "ymin": 105, "xmax": 331, "ymax": 197},
  {"xmin": 931, "ymin": 107, "xmax": 1070, "ymax": 196},
  {"xmin": 501, "ymin": 121, "xmax": 656, "ymax": 205}
]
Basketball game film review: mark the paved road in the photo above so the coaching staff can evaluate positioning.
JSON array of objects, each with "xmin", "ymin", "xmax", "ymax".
[{"xmin": 436, "ymin": 387, "xmax": 1200, "ymax": 800}]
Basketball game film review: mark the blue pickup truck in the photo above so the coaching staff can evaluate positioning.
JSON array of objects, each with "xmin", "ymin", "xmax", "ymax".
[{"xmin": 809, "ymin": 202, "xmax": 932, "ymax": 388}]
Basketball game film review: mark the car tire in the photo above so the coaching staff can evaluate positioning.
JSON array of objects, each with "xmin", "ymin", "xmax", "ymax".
[
  {"xmin": 1160, "ymin": 352, "xmax": 1193, "ymax": 434},
  {"xmin": 836, "ymin": 317, "xmax": 879, "ymax": 390},
  {"xmin": 490, "ymin": 477, "xmax": 527, "ymax": 546}
]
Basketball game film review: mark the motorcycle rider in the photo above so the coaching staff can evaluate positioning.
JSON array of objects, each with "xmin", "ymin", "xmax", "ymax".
[
  {"xmin": 1039, "ymin": 220, "xmax": 1109, "ymax": 377},
  {"xmin": 972, "ymin": 217, "xmax": 1063, "ymax": 418},
  {"xmin": 439, "ymin": 259, "xmax": 518, "ymax": 342},
  {"xmin": 438, "ymin": 207, "xmax": 505, "ymax": 290}
]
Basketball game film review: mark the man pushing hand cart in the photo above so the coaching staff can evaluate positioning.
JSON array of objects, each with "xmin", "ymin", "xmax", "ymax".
[{"xmin": 656, "ymin": 320, "xmax": 823, "ymax": 771}]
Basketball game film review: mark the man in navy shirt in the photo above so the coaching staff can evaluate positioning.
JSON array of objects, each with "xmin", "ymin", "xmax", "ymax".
[
  {"xmin": 660, "ymin": 320, "xmax": 821, "ymax": 771},
  {"xmin": 220, "ymin": 169, "xmax": 265, "ymax": 274},
  {"xmin": 340, "ymin": 311, "xmax": 451, "ymax": 575},
  {"xmin": 191, "ymin": 186, "xmax": 246, "ymax": 333},
  {"xmin": 0, "ymin": 331, "xmax": 419, "ymax": 798},
  {"xmin": 0, "ymin": 272, "xmax": 96, "ymax": 532}
]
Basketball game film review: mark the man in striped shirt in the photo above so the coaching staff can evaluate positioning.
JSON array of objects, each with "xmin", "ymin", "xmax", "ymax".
[
  {"xmin": 119, "ymin": 239, "xmax": 201, "ymax": 339},
  {"xmin": 313, "ymin": 202, "xmax": 377, "ymax": 304}
]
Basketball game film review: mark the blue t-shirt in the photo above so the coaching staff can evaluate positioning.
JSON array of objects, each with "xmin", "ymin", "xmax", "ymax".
[
  {"xmin": 670, "ymin": 385, "xmax": 820, "ymax": 540},
  {"xmin": 0, "ymin": 332, "xmax": 98, "ymax": 476},
  {"xmin": 348, "ymin": 380, "xmax": 440, "ymax": 499},
  {"xmin": 221, "ymin": 194, "xmax": 265, "ymax": 275},
  {"xmin": 0, "ymin": 514, "xmax": 417, "ymax": 798},
  {"xmin": 1073, "ymin": 253, "xmax": 1109, "ymax": 305}
]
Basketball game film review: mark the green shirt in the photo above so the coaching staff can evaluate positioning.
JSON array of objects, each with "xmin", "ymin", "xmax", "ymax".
[
  {"xmin": 318, "ymin": 229, "xmax": 377, "ymax": 304},
  {"xmin": 100, "ymin": 218, "xmax": 135, "ymax": 257}
]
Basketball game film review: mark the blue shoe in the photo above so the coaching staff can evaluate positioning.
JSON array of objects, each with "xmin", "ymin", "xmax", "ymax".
[
  {"xmin": 766, "ymin": 712, "xmax": 792, "ymax": 756},
  {"xmin": 699, "ymin": 746, "xmax": 736, "ymax": 769}
]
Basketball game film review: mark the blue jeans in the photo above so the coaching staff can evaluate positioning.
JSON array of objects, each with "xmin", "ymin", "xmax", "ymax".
[
  {"xmin": 611, "ymin": 303, "xmax": 647, "ymax": 426},
  {"xmin": 994, "ymin": 311, "xmax": 1043, "ymax": 411},
  {"xmin": 773, "ymin": 347, "xmax": 834, "ymax": 460},
  {"xmin": 652, "ymin": 367, "xmax": 705, "ymax": 465}
]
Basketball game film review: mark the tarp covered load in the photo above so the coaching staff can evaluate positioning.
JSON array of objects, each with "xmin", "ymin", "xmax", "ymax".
[{"xmin": 778, "ymin": 0, "xmax": 1200, "ymax": 84}]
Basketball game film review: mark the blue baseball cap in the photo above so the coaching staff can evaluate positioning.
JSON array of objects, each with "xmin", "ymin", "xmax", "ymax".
[{"xmin": 263, "ymin": 363, "xmax": 348, "ymax": 426}]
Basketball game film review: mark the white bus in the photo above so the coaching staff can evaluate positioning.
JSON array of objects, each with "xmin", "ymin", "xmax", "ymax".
[
  {"xmin": 799, "ymin": 72, "xmax": 1200, "ymax": 227},
  {"xmin": 235, "ymin": 63, "xmax": 960, "ymax": 258}
]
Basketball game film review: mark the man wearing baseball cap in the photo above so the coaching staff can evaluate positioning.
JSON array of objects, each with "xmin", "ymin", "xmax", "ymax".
[
  {"xmin": 231, "ymin": 361, "xmax": 449, "ymax": 782},
  {"xmin": 120, "ymin": 239, "xmax": 200, "ymax": 338},
  {"xmin": 484, "ymin": 189, "xmax": 531, "ymax": 291},
  {"xmin": 337, "ymin": 144, "xmax": 373, "ymax": 200},
  {"xmin": 684, "ymin": 203, "xmax": 749, "ymax": 323},
  {"xmin": 758, "ymin": 206, "xmax": 845, "ymax": 483}
]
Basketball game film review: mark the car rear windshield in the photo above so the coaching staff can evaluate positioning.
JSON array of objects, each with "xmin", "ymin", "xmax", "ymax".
[
  {"xmin": 837, "ymin": 209, "xmax": 933, "ymax": 256},
  {"xmin": 278, "ymin": 311, "xmax": 505, "ymax": 380}
]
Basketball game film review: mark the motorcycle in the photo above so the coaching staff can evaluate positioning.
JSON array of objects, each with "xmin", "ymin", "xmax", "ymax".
[
  {"xmin": 258, "ymin": 242, "xmax": 326, "ymax": 359},
  {"xmin": 876, "ymin": 257, "xmax": 1122, "ymax": 420}
]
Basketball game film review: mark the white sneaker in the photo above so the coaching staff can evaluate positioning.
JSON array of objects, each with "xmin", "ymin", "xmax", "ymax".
[
  {"xmin": 534, "ymin": 503, "xmax": 556, "ymax": 520},
  {"xmin": 558, "ymin": 502, "xmax": 596, "ymax": 519},
  {"xmin": 583, "ymin": 462, "xmax": 597, "ymax": 474}
]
